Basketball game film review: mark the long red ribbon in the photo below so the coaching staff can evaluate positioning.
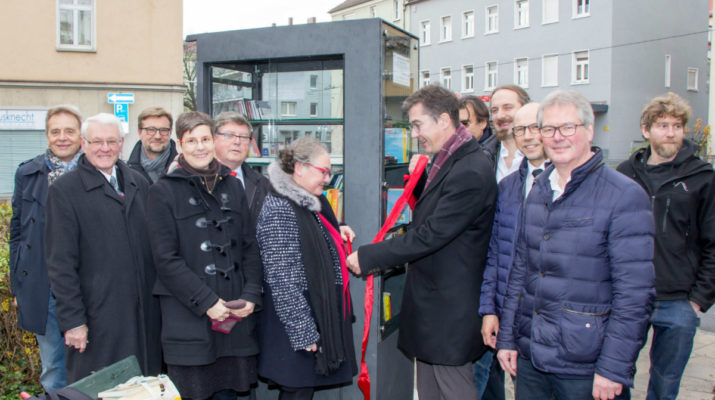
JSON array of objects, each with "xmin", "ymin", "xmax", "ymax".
[{"xmin": 356, "ymin": 155, "xmax": 429, "ymax": 400}]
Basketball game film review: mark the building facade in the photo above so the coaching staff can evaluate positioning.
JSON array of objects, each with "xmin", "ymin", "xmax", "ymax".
[
  {"xmin": 330, "ymin": 0, "xmax": 410, "ymax": 32},
  {"xmin": 0, "ymin": 0, "xmax": 184, "ymax": 194},
  {"xmin": 409, "ymin": 0, "xmax": 709, "ymax": 164}
]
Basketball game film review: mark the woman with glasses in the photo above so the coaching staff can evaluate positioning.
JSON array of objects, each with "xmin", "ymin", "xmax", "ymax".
[
  {"xmin": 146, "ymin": 111, "xmax": 262, "ymax": 400},
  {"xmin": 256, "ymin": 136, "xmax": 356, "ymax": 399}
]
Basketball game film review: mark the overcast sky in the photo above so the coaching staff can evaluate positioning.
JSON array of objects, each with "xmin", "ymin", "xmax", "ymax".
[{"xmin": 183, "ymin": 0, "xmax": 340, "ymax": 38}]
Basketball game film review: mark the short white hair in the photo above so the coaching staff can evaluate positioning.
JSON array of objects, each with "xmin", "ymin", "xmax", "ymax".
[{"xmin": 81, "ymin": 113, "xmax": 125, "ymax": 138}]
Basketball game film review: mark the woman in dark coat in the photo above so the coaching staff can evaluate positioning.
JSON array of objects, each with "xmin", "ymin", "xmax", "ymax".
[
  {"xmin": 256, "ymin": 137, "xmax": 357, "ymax": 400},
  {"xmin": 147, "ymin": 111, "xmax": 263, "ymax": 400}
]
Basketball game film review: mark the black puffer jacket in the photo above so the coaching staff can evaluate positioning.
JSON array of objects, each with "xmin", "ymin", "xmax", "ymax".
[
  {"xmin": 146, "ymin": 163, "xmax": 263, "ymax": 366},
  {"xmin": 618, "ymin": 140, "xmax": 715, "ymax": 312}
]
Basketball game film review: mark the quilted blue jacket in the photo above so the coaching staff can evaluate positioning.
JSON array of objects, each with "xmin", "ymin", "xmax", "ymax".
[
  {"xmin": 480, "ymin": 158, "xmax": 529, "ymax": 316},
  {"xmin": 496, "ymin": 149, "xmax": 655, "ymax": 387}
]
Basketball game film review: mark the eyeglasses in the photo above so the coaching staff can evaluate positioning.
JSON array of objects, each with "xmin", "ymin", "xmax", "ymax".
[
  {"xmin": 514, "ymin": 124, "xmax": 540, "ymax": 137},
  {"xmin": 460, "ymin": 120, "xmax": 472, "ymax": 127},
  {"xmin": 306, "ymin": 163, "xmax": 331, "ymax": 178},
  {"xmin": 84, "ymin": 138, "xmax": 121, "ymax": 148},
  {"xmin": 141, "ymin": 127, "xmax": 171, "ymax": 137},
  {"xmin": 540, "ymin": 123, "xmax": 584, "ymax": 138},
  {"xmin": 181, "ymin": 137, "xmax": 213, "ymax": 148},
  {"xmin": 216, "ymin": 132, "xmax": 252, "ymax": 142}
]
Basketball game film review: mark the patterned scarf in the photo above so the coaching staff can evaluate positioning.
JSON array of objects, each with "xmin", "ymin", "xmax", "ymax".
[
  {"xmin": 46, "ymin": 149, "xmax": 82, "ymax": 185},
  {"xmin": 424, "ymin": 124, "xmax": 473, "ymax": 189}
]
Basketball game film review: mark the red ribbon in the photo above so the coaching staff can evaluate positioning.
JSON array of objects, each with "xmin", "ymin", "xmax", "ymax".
[{"xmin": 356, "ymin": 155, "xmax": 429, "ymax": 400}]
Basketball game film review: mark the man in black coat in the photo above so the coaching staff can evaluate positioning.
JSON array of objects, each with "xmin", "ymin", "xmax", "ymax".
[
  {"xmin": 346, "ymin": 85, "xmax": 497, "ymax": 399},
  {"xmin": 45, "ymin": 113, "xmax": 162, "ymax": 384},
  {"xmin": 212, "ymin": 111, "xmax": 270, "ymax": 225},
  {"xmin": 127, "ymin": 106, "xmax": 178, "ymax": 183},
  {"xmin": 617, "ymin": 92, "xmax": 715, "ymax": 399}
]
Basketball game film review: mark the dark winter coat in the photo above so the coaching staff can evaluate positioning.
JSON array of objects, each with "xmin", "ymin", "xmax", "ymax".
[
  {"xmin": 617, "ymin": 140, "xmax": 715, "ymax": 311},
  {"xmin": 10, "ymin": 154, "xmax": 51, "ymax": 334},
  {"xmin": 146, "ymin": 163, "xmax": 263, "ymax": 366},
  {"xmin": 240, "ymin": 163, "xmax": 271, "ymax": 227},
  {"xmin": 255, "ymin": 162, "xmax": 356, "ymax": 388},
  {"xmin": 497, "ymin": 149, "xmax": 655, "ymax": 387},
  {"xmin": 480, "ymin": 157, "xmax": 529, "ymax": 317},
  {"xmin": 127, "ymin": 139, "xmax": 178, "ymax": 183},
  {"xmin": 358, "ymin": 138, "xmax": 497, "ymax": 366},
  {"xmin": 479, "ymin": 126, "xmax": 498, "ymax": 170},
  {"xmin": 45, "ymin": 156, "xmax": 162, "ymax": 384}
]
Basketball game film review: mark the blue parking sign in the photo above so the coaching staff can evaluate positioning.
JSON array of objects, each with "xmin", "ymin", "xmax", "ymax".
[{"xmin": 114, "ymin": 103, "xmax": 128, "ymax": 122}]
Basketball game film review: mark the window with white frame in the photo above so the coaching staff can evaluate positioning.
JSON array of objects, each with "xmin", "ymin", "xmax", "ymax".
[
  {"xmin": 542, "ymin": 55, "xmax": 558, "ymax": 87},
  {"xmin": 687, "ymin": 68, "xmax": 699, "ymax": 91},
  {"xmin": 543, "ymin": 0, "xmax": 559, "ymax": 24},
  {"xmin": 57, "ymin": 0, "xmax": 95, "ymax": 51},
  {"xmin": 422, "ymin": 71, "xmax": 431, "ymax": 87},
  {"xmin": 515, "ymin": 58, "xmax": 528, "ymax": 87},
  {"xmin": 463, "ymin": 65, "xmax": 475, "ymax": 91},
  {"xmin": 310, "ymin": 75, "xmax": 318, "ymax": 89},
  {"xmin": 281, "ymin": 101, "xmax": 297, "ymax": 116},
  {"xmin": 463, "ymin": 11, "xmax": 475, "ymax": 37},
  {"xmin": 485, "ymin": 62, "xmax": 498, "ymax": 90},
  {"xmin": 572, "ymin": 51, "xmax": 589, "ymax": 84},
  {"xmin": 441, "ymin": 68, "xmax": 452, "ymax": 89},
  {"xmin": 665, "ymin": 55, "xmax": 671, "ymax": 88},
  {"xmin": 486, "ymin": 5, "xmax": 499, "ymax": 33},
  {"xmin": 421, "ymin": 21, "xmax": 431, "ymax": 45},
  {"xmin": 394, "ymin": 0, "xmax": 400, "ymax": 20},
  {"xmin": 440, "ymin": 16, "xmax": 453, "ymax": 41},
  {"xmin": 573, "ymin": 0, "xmax": 590, "ymax": 17},
  {"xmin": 514, "ymin": 0, "xmax": 529, "ymax": 28},
  {"xmin": 310, "ymin": 103, "xmax": 318, "ymax": 117},
  {"xmin": 370, "ymin": 6, "xmax": 376, "ymax": 17}
]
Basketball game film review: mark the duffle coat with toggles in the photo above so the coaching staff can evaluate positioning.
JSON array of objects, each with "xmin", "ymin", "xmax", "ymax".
[{"xmin": 147, "ymin": 163, "xmax": 263, "ymax": 366}]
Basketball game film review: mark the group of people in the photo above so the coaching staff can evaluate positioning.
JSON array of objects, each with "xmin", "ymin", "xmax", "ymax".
[{"xmin": 9, "ymin": 83, "xmax": 714, "ymax": 400}]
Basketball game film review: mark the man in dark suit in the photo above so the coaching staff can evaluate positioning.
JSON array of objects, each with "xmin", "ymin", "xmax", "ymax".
[
  {"xmin": 346, "ymin": 85, "xmax": 497, "ymax": 399},
  {"xmin": 213, "ymin": 111, "xmax": 270, "ymax": 225},
  {"xmin": 45, "ymin": 113, "xmax": 162, "ymax": 383}
]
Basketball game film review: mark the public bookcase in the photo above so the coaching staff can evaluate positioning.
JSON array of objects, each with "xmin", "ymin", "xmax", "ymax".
[{"xmin": 188, "ymin": 19, "xmax": 419, "ymax": 399}]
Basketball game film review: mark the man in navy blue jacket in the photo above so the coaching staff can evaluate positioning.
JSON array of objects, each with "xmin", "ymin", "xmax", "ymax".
[
  {"xmin": 618, "ymin": 92, "xmax": 715, "ymax": 400},
  {"xmin": 477, "ymin": 102, "xmax": 547, "ymax": 399},
  {"xmin": 497, "ymin": 90, "xmax": 655, "ymax": 400}
]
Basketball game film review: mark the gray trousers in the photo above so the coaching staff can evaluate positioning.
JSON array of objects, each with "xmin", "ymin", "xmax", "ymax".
[{"xmin": 416, "ymin": 359, "xmax": 479, "ymax": 400}]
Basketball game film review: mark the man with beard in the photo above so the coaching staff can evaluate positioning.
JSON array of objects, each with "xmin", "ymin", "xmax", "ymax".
[
  {"xmin": 127, "ymin": 106, "xmax": 178, "ymax": 183},
  {"xmin": 489, "ymin": 85, "xmax": 530, "ymax": 183},
  {"xmin": 617, "ymin": 92, "xmax": 715, "ymax": 400}
]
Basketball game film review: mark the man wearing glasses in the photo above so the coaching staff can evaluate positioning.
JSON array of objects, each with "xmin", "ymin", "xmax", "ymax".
[
  {"xmin": 458, "ymin": 95, "xmax": 497, "ymax": 169},
  {"xmin": 127, "ymin": 106, "xmax": 178, "ymax": 183},
  {"xmin": 45, "ymin": 113, "xmax": 162, "ymax": 383},
  {"xmin": 213, "ymin": 111, "xmax": 271, "ymax": 225},
  {"xmin": 496, "ymin": 91, "xmax": 655, "ymax": 400},
  {"xmin": 477, "ymin": 102, "xmax": 546, "ymax": 400}
]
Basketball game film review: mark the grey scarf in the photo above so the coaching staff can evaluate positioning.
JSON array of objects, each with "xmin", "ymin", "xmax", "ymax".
[
  {"xmin": 46, "ymin": 149, "xmax": 81, "ymax": 185},
  {"xmin": 140, "ymin": 144, "xmax": 172, "ymax": 183}
]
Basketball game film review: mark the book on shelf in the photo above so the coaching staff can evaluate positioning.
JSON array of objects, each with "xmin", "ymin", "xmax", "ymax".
[{"xmin": 234, "ymin": 99, "xmax": 275, "ymax": 121}]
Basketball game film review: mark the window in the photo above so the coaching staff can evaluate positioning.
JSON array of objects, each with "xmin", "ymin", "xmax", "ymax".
[
  {"xmin": 664, "ymin": 55, "xmax": 671, "ymax": 88},
  {"xmin": 440, "ymin": 16, "xmax": 453, "ymax": 42},
  {"xmin": 543, "ymin": 0, "xmax": 559, "ymax": 24},
  {"xmin": 572, "ymin": 51, "xmax": 589, "ymax": 84},
  {"xmin": 309, "ymin": 75, "xmax": 318, "ymax": 89},
  {"xmin": 370, "ymin": 6, "xmax": 376, "ymax": 17},
  {"xmin": 687, "ymin": 68, "xmax": 699, "ymax": 91},
  {"xmin": 422, "ymin": 71, "xmax": 431, "ymax": 87},
  {"xmin": 57, "ymin": 0, "xmax": 95, "ymax": 51},
  {"xmin": 310, "ymin": 103, "xmax": 318, "ymax": 116},
  {"xmin": 463, "ymin": 11, "xmax": 475, "ymax": 38},
  {"xmin": 463, "ymin": 65, "xmax": 474, "ymax": 91},
  {"xmin": 281, "ymin": 101, "xmax": 297, "ymax": 116},
  {"xmin": 421, "ymin": 21, "xmax": 431, "ymax": 45},
  {"xmin": 394, "ymin": 0, "xmax": 400, "ymax": 20},
  {"xmin": 441, "ymin": 68, "xmax": 452, "ymax": 89},
  {"xmin": 485, "ymin": 61, "xmax": 498, "ymax": 90},
  {"xmin": 573, "ymin": 0, "xmax": 590, "ymax": 17},
  {"xmin": 542, "ymin": 55, "xmax": 558, "ymax": 87},
  {"xmin": 515, "ymin": 58, "xmax": 528, "ymax": 87},
  {"xmin": 486, "ymin": 5, "xmax": 499, "ymax": 34},
  {"xmin": 514, "ymin": 0, "xmax": 529, "ymax": 28}
]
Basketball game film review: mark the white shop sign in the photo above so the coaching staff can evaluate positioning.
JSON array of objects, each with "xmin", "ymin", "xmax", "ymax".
[{"xmin": 0, "ymin": 109, "xmax": 47, "ymax": 130}]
